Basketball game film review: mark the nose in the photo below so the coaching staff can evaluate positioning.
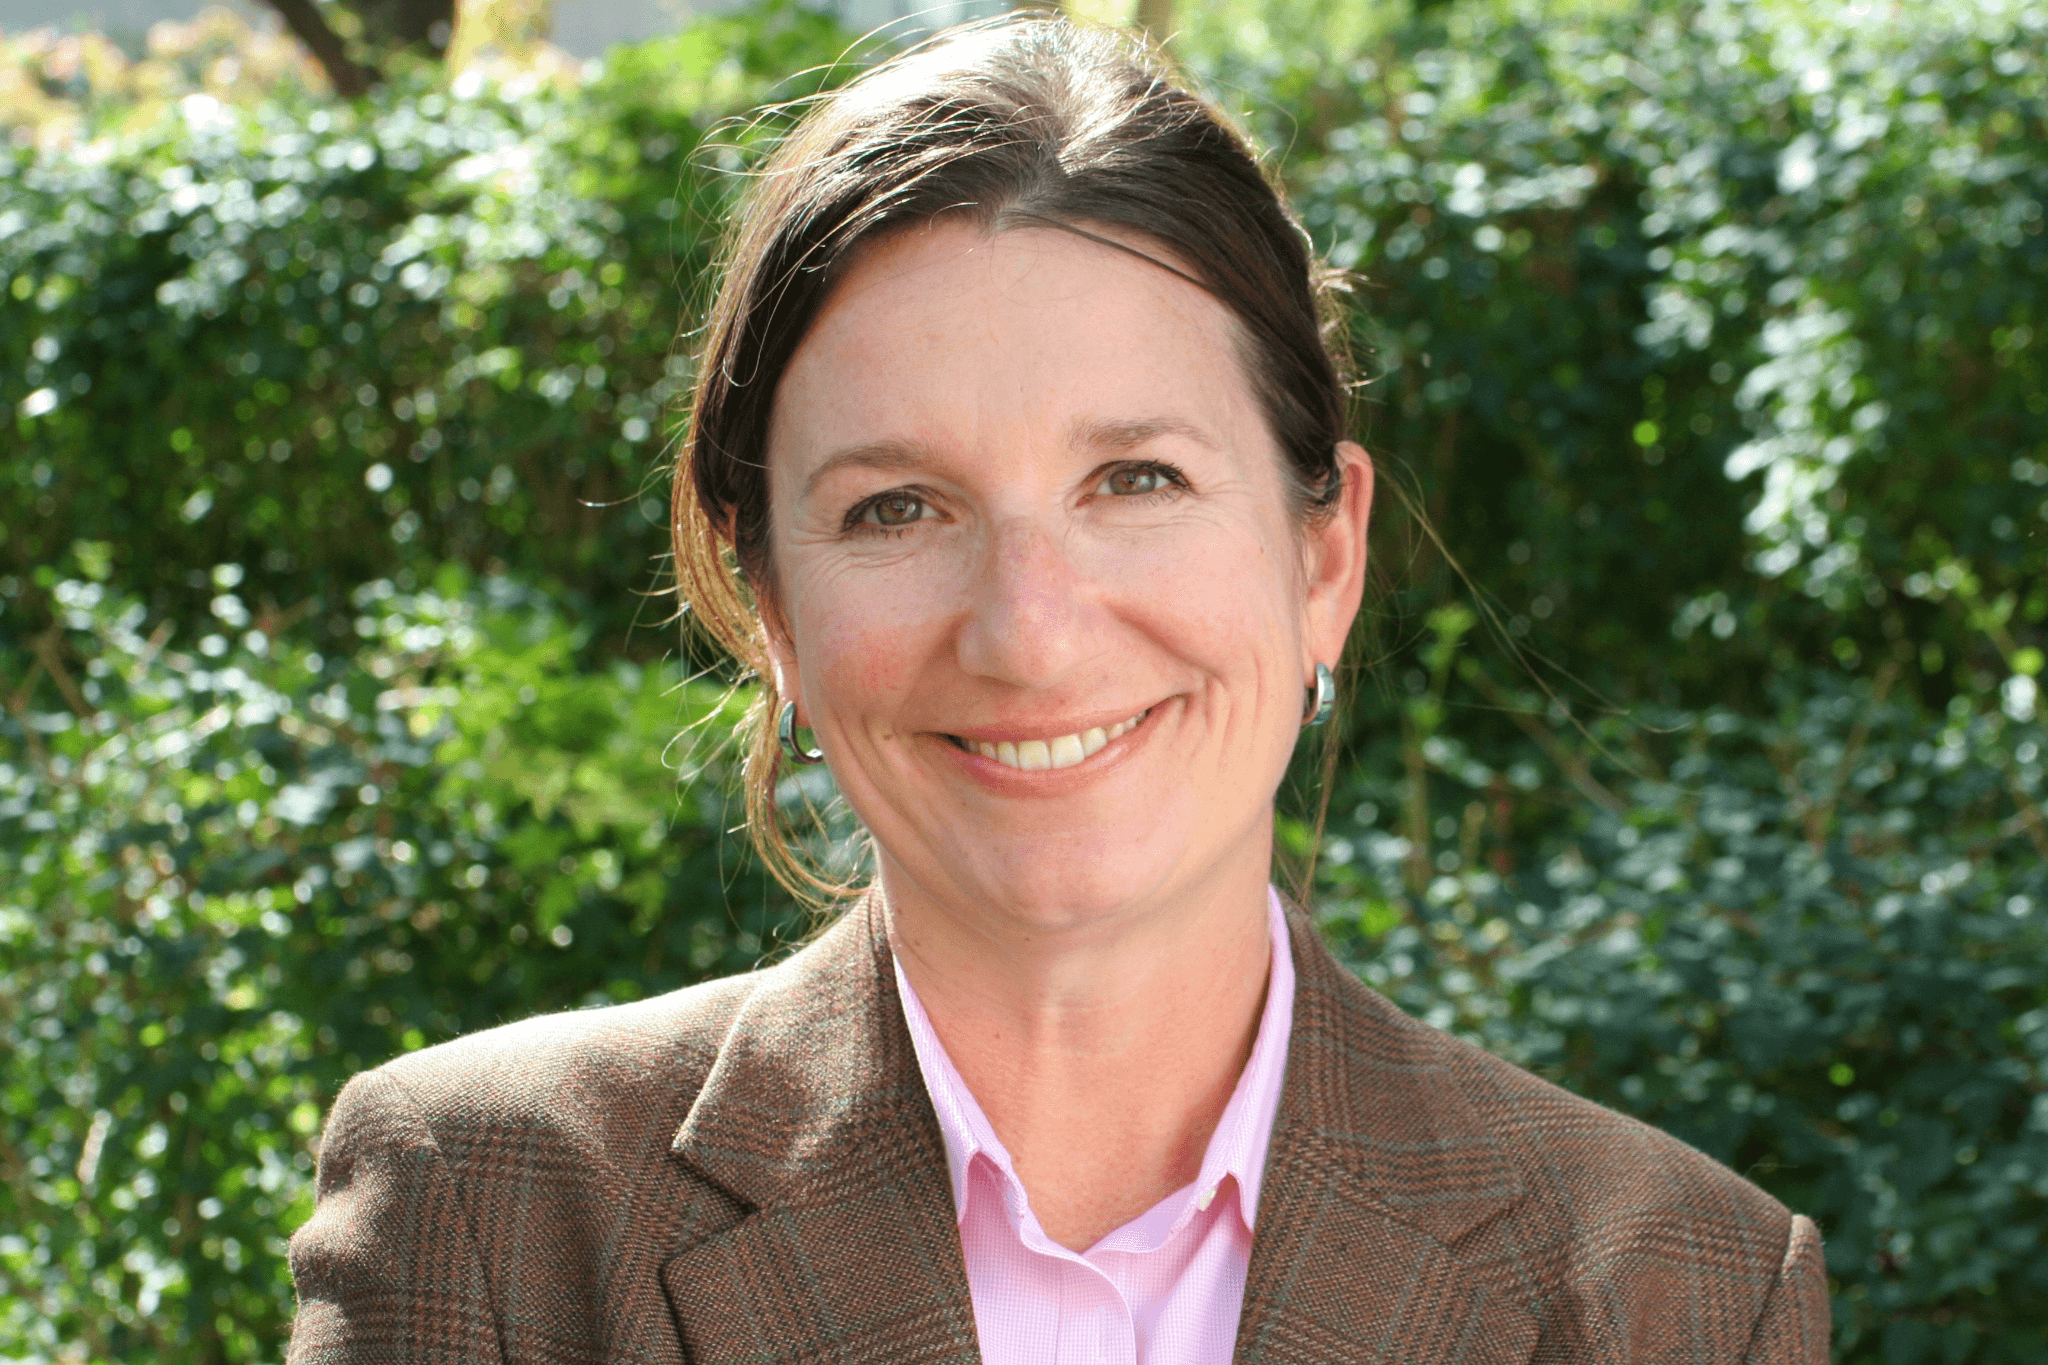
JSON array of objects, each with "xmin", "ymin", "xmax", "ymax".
[{"xmin": 953, "ymin": 514, "xmax": 1099, "ymax": 689}]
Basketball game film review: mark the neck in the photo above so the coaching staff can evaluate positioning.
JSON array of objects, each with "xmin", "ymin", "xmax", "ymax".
[{"xmin": 882, "ymin": 848, "xmax": 1276, "ymax": 1251}]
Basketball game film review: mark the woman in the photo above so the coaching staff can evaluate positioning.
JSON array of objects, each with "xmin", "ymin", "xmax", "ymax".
[{"xmin": 286, "ymin": 18, "xmax": 1828, "ymax": 1364}]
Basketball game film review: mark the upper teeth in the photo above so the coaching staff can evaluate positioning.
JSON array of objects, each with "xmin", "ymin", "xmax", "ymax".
[{"xmin": 970, "ymin": 712, "xmax": 1146, "ymax": 771}]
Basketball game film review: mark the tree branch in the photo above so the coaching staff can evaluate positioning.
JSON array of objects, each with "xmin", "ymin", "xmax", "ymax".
[
  {"xmin": 28, "ymin": 625, "xmax": 95, "ymax": 721},
  {"xmin": 1461, "ymin": 664, "xmax": 1629, "ymax": 814},
  {"xmin": 261, "ymin": 0, "xmax": 381, "ymax": 96}
]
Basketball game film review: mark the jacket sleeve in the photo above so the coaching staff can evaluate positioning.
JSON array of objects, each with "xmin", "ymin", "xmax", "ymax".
[
  {"xmin": 1739, "ymin": 1214, "xmax": 1830, "ymax": 1365},
  {"xmin": 286, "ymin": 1067, "xmax": 506, "ymax": 1364}
]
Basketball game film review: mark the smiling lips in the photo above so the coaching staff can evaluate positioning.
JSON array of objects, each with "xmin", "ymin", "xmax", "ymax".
[{"xmin": 954, "ymin": 710, "xmax": 1150, "ymax": 772}]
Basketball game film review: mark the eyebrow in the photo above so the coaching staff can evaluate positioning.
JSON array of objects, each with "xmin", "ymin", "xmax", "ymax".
[
  {"xmin": 1073, "ymin": 416, "xmax": 1220, "ymax": 454},
  {"xmin": 799, "ymin": 417, "xmax": 1219, "ymax": 499},
  {"xmin": 801, "ymin": 440, "xmax": 937, "ymax": 500}
]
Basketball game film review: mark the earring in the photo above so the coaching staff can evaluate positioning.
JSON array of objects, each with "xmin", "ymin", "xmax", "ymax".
[
  {"xmin": 1303, "ymin": 662, "xmax": 1335, "ymax": 728},
  {"xmin": 777, "ymin": 701, "xmax": 825, "ymax": 764}
]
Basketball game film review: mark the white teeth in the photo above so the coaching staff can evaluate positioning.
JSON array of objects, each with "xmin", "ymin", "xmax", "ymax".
[{"xmin": 965, "ymin": 711, "xmax": 1147, "ymax": 772}]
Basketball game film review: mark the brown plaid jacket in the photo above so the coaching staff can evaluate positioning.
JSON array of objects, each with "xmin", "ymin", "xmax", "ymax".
[{"xmin": 286, "ymin": 898, "xmax": 1829, "ymax": 1364}]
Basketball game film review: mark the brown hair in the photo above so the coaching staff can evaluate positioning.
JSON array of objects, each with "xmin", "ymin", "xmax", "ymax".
[{"xmin": 670, "ymin": 16, "xmax": 1356, "ymax": 900}]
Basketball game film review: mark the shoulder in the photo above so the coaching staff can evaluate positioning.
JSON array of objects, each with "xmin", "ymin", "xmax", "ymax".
[
  {"xmin": 1318, "ymin": 969, "xmax": 1816, "ymax": 1351},
  {"xmin": 316, "ymin": 906, "xmax": 887, "ymax": 1182},
  {"xmin": 324, "ymin": 967, "xmax": 767, "ymax": 1172},
  {"xmin": 1421, "ymin": 1003, "xmax": 1792, "ymax": 1244},
  {"xmin": 1351, "ymin": 968, "xmax": 1790, "ymax": 1232},
  {"xmin": 1292, "ymin": 926, "xmax": 1793, "ymax": 1252},
  {"xmin": 1285, "ymin": 900, "xmax": 1791, "ymax": 1229},
  {"xmin": 290, "ymin": 965, "xmax": 791, "ymax": 1360}
]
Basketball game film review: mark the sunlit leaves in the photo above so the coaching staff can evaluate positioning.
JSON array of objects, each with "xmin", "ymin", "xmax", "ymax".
[{"xmin": 0, "ymin": 0, "xmax": 858, "ymax": 657}]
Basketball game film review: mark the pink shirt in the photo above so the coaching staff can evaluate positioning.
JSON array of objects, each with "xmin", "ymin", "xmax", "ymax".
[{"xmin": 892, "ymin": 889, "xmax": 1296, "ymax": 1365}]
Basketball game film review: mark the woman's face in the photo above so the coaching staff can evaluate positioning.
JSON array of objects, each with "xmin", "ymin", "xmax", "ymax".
[{"xmin": 763, "ymin": 221, "xmax": 1370, "ymax": 929}]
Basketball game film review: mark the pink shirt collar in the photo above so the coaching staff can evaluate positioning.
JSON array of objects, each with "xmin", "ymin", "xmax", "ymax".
[{"xmin": 893, "ymin": 887, "xmax": 1296, "ymax": 1239}]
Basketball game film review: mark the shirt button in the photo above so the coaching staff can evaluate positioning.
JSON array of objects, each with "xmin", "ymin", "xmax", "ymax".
[{"xmin": 1196, "ymin": 1185, "xmax": 1216, "ymax": 1211}]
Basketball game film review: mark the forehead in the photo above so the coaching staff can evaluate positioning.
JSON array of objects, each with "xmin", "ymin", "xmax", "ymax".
[{"xmin": 766, "ymin": 220, "xmax": 1263, "ymax": 472}]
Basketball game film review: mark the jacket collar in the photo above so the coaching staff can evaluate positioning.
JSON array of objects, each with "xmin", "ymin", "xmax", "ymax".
[
  {"xmin": 1263, "ymin": 902, "xmax": 1526, "ymax": 1244},
  {"xmin": 662, "ymin": 894, "xmax": 982, "ymax": 1365},
  {"xmin": 662, "ymin": 894, "xmax": 1536, "ymax": 1365},
  {"xmin": 1231, "ymin": 905, "xmax": 1535, "ymax": 1363},
  {"xmin": 668, "ymin": 892, "xmax": 928, "ymax": 1208}
]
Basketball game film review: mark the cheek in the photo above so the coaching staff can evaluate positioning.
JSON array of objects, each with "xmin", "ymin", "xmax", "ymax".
[
  {"xmin": 1101, "ymin": 512, "xmax": 1302, "ymax": 665},
  {"xmin": 786, "ymin": 553, "xmax": 951, "ymax": 713}
]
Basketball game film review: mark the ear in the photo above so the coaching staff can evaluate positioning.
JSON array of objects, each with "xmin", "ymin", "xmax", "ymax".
[
  {"xmin": 754, "ymin": 580, "xmax": 806, "ymax": 718},
  {"xmin": 1301, "ymin": 441, "xmax": 1374, "ymax": 674}
]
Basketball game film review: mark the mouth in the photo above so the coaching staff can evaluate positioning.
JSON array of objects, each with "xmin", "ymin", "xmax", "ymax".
[{"xmin": 946, "ymin": 708, "xmax": 1151, "ymax": 772}]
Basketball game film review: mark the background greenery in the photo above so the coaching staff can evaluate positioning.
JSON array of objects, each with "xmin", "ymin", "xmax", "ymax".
[{"xmin": 3, "ymin": 0, "xmax": 2044, "ymax": 1359}]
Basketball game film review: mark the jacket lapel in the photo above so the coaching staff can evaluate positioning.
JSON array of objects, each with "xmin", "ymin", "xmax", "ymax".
[
  {"xmin": 659, "ymin": 897, "xmax": 980, "ymax": 1365},
  {"xmin": 1233, "ymin": 910, "xmax": 1538, "ymax": 1365},
  {"xmin": 657, "ymin": 895, "xmax": 1535, "ymax": 1365}
]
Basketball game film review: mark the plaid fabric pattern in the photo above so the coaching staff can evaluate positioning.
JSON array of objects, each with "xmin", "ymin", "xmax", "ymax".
[{"xmin": 287, "ymin": 897, "xmax": 1828, "ymax": 1364}]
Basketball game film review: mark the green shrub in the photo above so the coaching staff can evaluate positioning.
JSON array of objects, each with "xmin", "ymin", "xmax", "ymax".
[
  {"xmin": 1246, "ymin": 0, "xmax": 2048, "ymax": 710},
  {"xmin": 0, "ymin": 0, "xmax": 856, "ymax": 653},
  {"xmin": 1251, "ymin": 4, "xmax": 2048, "ymax": 1351},
  {"xmin": 0, "ymin": 568, "xmax": 798, "ymax": 1360},
  {"xmin": 1304, "ymin": 608, "xmax": 2048, "ymax": 1359}
]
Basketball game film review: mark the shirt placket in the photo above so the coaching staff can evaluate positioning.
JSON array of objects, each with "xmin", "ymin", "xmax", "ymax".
[{"xmin": 1055, "ymin": 1257, "xmax": 1137, "ymax": 1365}]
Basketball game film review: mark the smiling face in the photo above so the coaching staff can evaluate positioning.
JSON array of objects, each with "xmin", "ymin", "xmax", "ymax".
[{"xmin": 761, "ymin": 220, "xmax": 1369, "ymax": 933}]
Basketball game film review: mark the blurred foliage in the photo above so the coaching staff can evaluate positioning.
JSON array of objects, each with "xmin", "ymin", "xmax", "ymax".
[
  {"xmin": 1, "ymin": 567, "xmax": 795, "ymax": 1360},
  {"xmin": 1232, "ymin": 0, "xmax": 2048, "ymax": 713},
  {"xmin": 0, "ymin": 0, "xmax": 855, "ymax": 659},
  {"xmin": 4, "ymin": 0, "xmax": 2048, "ymax": 1360},
  {"xmin": 0, "ymin": 10, "xmax": 328, "ymax": 147}
]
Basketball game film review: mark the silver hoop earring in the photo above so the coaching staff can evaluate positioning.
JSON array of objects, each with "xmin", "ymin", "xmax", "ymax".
[
  {"xmin": 1303, "ymin": 662, "xmax": 1335, "ymax": 728},
  {"xmin": 777, "ymin": 701, "xmax": 825, "ymax": 765}
]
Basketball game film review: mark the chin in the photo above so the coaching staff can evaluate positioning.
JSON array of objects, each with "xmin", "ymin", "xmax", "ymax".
[{"xmin": 888, "ymin": 819, "xmax": 1210, "ymax": 927}]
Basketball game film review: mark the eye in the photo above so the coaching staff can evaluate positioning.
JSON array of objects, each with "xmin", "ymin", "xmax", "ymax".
[
  {"xmin": 852, "ymin": 490, "xmax": 931, "ymax": 530},
  {"xmin": 1095, "ymin": 463, "xmax": 1186, "ymax": 498}
]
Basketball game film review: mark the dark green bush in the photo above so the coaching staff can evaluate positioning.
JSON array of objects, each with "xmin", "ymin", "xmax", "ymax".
[
  {"xmin": 1308, "ymin": 607, "xmax": 2048, "ymax": 1360},
  {"xmin": 1261, "ymin": 2, "xmax": 2048, "ymax": 1352},
  {"xmin": 0, "ymin": 0, "xmax": 855, "ymax": 653},
  {"xmin": 1252, "ymin": 0, "xmax": 2048, "ymax": 709},
  {"xmin": 0, "ymin": 567, "xmax": 799, "ymax": 1358}
]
